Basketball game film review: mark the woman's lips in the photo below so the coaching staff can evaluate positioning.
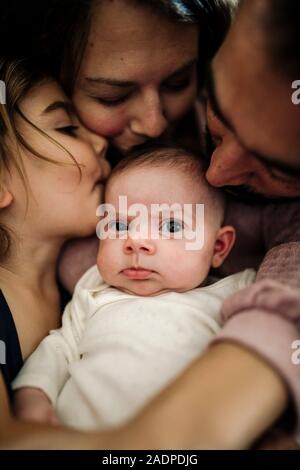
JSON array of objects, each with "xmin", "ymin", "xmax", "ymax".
[{"xmin": 121, "ymin": 268, "xmax": 154, "ymax": 280}]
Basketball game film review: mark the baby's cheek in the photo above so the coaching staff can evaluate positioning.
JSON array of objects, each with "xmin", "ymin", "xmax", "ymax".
[
  {"xmin": 97, "ymin": 243, "xmax": 109, "ymax": 275},
  {"xmin": 97, "ymin": 240, "xmax": 121, "ymax": 282},
  {"xmin": 182, "ymin": 250, "xmax": 211, "ymax": 286}
]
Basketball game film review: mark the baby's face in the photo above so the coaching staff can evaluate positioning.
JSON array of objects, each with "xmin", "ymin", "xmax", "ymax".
[{"xmin": 97, "ymin": 166, "xmax": 221, "ymax": 296}]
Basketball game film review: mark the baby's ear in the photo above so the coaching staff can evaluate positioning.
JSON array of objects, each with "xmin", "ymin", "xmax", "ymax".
[
  {"xmin": 0, "ymin": 186, "xmax": 13, "ymax": 209},
  {"xmin": 211, "ymin": 225, "xmax": 236, "ymax": 268}
]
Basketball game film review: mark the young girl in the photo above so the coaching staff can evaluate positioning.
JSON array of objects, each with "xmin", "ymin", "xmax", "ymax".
[{"xmin": 0, "ymin": 57, "xmax": 117, "ymax": 447}]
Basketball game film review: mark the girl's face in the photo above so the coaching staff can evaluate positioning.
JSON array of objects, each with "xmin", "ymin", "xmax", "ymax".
[
  {"xmin": 6, "ymin": 79, "xmax": 110, "ymax": 241},
  {"xmin": 73, "ymin": 0, "xmax": 199, "ymax": 154}
]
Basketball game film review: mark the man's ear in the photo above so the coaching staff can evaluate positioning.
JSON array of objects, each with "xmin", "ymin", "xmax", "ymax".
[
  {"xmin": 211, "ymin": 225, "xmax": 236, "ymax": 268},
  {"xmin": 0, "ymin": 187, "xmax": 13, "ymax": 209}
]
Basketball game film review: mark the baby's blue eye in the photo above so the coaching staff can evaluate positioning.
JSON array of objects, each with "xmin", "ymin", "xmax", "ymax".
[
  {"xmin": 108, "ymin": 220, "xmax": 128, "ymax": 232},
  {"xmin": 160, "ymin": 219, "xmax": 184, "ymax": 234}
]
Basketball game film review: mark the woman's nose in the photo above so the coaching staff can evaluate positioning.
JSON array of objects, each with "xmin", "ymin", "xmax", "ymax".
[
  {"xmin": 130, "ymin": 90, "xmax": 168, "ymax": 139},
  {"xmin": 206, "ymin": 136, "xmax": 259, "ymax": 187},
  {"xmin": 123, "ymin": 235, "xmax": 156, "ymax": 256}
]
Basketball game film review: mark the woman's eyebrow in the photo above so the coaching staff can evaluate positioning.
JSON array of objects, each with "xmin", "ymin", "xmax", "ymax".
[
  {"xmin": 84, "ymin": 58, "xmax": 198, "ymax": 88},
  {"xmin": 85, "ymin": 77, "xmax": 135, "ymax": 88},
  {"xmin": 42, "ymin": 101, "xmax": 75, "ymax": 115}
]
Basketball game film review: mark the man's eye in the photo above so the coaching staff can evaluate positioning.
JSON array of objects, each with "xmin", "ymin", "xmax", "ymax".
[
  {"xmin": 108, "ymin": 220, "xmax": 128, "ymax": 232},
  {"xmin": 160, "ymin": 219, "xmax": 184, "ymax": 234},
  {"xmin": 56, "ymin": 125, "xmax": 79, "ymax": 136},
  {"xmin": 268, "ymin": 166, "xmax": 300, "ymax": 183}
]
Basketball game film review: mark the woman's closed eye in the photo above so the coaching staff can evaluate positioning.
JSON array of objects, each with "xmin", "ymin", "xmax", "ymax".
[
  {"xmin": 94, "ymin": 92, "xmax": 133, "ymax": 107},
  {"xmin": 162, "ymin": 76, "xmax": 192, "ymax": 93}
]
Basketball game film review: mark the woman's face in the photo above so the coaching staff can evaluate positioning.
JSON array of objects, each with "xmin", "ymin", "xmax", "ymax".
[
  {"xmin": 7, "ymin": 79, "xmax": 111, "ymax": 240},
  {"xmin": 73, "ymin": 0, "xmax": 199, "ymax": 154}
]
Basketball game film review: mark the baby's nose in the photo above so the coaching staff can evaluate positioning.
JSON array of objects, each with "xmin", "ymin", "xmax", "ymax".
[{"xmin": 123, "ymin": 236, "xmax": 156, "ymax": 255}]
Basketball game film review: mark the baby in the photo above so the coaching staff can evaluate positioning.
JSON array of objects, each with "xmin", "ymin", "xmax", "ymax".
[{"xmin": 13, "ymin": 145, "xmax": 255, "ymax": 430}]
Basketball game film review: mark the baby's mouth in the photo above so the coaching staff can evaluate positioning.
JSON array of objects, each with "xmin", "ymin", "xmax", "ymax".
[{"xmin": 121, "ymin": 267, "xmax": 154, "ymax": 280}]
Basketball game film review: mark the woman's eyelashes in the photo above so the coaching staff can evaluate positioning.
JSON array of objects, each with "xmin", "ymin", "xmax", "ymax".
[{"xmin": 95, "ymin": 93, "xmax": 132, "ymax": 107}]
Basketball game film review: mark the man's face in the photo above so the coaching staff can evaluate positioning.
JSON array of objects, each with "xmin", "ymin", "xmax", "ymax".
[{"xmin": 205, "ymin": 0, "xmax": 300, "ymax": 200}]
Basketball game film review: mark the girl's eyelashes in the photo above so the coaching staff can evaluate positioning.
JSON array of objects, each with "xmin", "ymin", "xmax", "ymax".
[{"xmin": 56, "ymin": 125, "xmax": 79, "ymax": 136}]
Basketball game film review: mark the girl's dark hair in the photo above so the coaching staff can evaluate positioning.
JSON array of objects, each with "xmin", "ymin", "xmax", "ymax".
[{"xmin": 41, "ymin": 0, "xmax": 234, "ymax": 95}]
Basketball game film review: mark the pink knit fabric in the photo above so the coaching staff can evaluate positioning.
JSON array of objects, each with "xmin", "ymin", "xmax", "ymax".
[{"xmin": 212, "ymin": 198, "xmax": 300, "ymax": 439}]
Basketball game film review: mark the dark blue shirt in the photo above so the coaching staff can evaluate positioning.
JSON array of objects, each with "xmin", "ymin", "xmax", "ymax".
[{"xmin": 0, "ymin": 290, "xmax": 23, "ymax": 399}]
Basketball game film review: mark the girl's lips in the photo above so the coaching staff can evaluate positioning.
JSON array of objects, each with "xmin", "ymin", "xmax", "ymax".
[{"xmin": 121, "ymin": 268, "xmax": 154, "ymax": 280}]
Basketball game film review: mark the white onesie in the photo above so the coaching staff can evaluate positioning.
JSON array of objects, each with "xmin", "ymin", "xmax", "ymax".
[{"xmin": 13, "ymin": 266, "xmax": 255, "ymax": 430}]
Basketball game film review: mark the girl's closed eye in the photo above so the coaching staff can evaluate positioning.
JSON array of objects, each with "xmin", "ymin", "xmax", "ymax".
[{"xmin": 56, "ymin": 125, "xmax": 79, "ymax": 137}]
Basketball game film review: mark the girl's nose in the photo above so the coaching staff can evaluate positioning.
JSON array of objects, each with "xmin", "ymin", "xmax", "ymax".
[
  {"xmin": 77, "ymin": 125, "xmax": 111, "ymax": 180},
  {"xmin": 79, "ymin": 126, "xmax": 109, "ymax": 158}
]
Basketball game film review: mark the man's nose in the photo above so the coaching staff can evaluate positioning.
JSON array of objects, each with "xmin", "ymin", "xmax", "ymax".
[
  {"xmin": 206, "ymin": 136, "xmax": 259, "ymax": 187},
  {"xmin": 123, "ymin": 235, "xmax": 156, "ymax": 255},
  {"xmin": 130, "ymin": 90, "xmax": 168, "ymax": 139}
]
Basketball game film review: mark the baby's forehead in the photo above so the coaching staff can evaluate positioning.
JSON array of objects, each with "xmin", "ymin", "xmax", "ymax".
[{"xmin": 106, "ymin": 165, "xmax": 208, "ymax": 204}]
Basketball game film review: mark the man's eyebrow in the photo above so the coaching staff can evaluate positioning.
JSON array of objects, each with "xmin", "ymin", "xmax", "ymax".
[
  {"xmin": 42, "ymin": 101, "xmax": 75, "ymax": 115},
  {"xmin": 85, "ymin": 58, "xmax": 198, "ymax": 88},
  {"xmin": 205, "ymin": 65, "xmax": 300, "ymax": 177},
  {"xmin": 205, "ymin": 64, "xmax": 237, "ymax": 134}
]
